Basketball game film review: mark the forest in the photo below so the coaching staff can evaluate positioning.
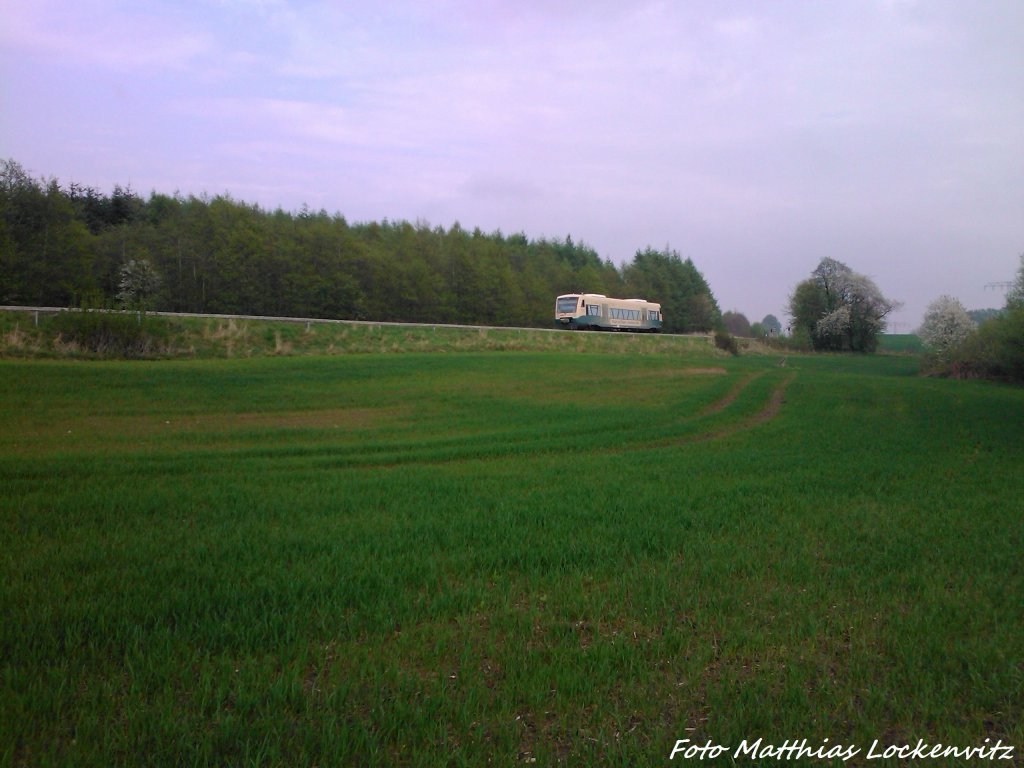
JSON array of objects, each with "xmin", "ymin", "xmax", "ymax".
[{"xmin": 0, "ymin": 160, "xmax": 720, "ymax": 333}]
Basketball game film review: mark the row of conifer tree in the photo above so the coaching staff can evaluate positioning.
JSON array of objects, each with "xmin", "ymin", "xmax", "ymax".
[{"xmin": 1, "ymin": 159, "xmax": 721, "ymax": 333}]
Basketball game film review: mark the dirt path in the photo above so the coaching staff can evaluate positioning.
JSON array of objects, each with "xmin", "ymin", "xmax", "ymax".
[
  {"xmin": 697, "ymin": 372, "xmax": 765, "ymax": 417},
  {"xmin": 691, "ymin": 372, "xmax": 795, "ymax": 443}
]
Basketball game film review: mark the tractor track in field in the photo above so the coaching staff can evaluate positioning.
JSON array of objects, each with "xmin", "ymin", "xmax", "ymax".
[
  {"xmin": 470, "ymin": 370, "xmax": 797, "ymax": 462},
  {"xmin": 697, "ymin": 371, "xmax": 766, "ymax": 417},
  {"xmin": 222, "ymin": 371, "xmax": 797, "ymax": 471},
  {"xmin": 687, "ymin": 372, "xmax": 795, "ymax": 444},
  {"xmin": 9, "ymin": 371, "xmax": 796, "ymax": 476},
  {"xmin": 624, "ymin": 371, "xmax": 794, "ymax": 453}
]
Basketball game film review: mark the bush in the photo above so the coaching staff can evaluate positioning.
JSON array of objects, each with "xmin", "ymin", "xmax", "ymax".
[
  {"xmin": 714, "ymin": 329, "xmax": 739, "ymax": 356},
  {"xmin": 776, "ymin": 326, "xmax": 812, "ymax": 352},
  {"xmin": 47, "ymin": 305, "xmax": 170, "ymax": 358},
  {"xmin": 919, "ymin": 295, "xmax": 975, "ymax": 364},
  {"xmin": 943, "ymin": 308, "xmax": 1024, "ymax": 383}
]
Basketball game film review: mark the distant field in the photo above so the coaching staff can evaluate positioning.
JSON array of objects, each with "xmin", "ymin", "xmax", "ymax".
[
  {"xmin": 2, "ymin": 350, "xmax": 1022, "ymax": 766},
  {"xmin": 878, "ymin": 333, "xmax": 924, "ymax": 353}
]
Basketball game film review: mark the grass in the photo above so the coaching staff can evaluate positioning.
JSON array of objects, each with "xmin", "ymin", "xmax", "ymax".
[
  {"xmin": 1, "ymin": 347, "xmax": 1022, "ymax": 766},
  {"xmin": 0, "ymin": 310, "xmax": 715, "ymax": 359},
  {"xmin": 877, "ymin": 333, "xmax": 924, "ymax": 354}
]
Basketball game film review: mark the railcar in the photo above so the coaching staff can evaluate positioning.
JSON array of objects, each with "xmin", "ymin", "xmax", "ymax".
[{"xmin": 554, "ymin": 293, "xmax": 663, "ymax": 332}]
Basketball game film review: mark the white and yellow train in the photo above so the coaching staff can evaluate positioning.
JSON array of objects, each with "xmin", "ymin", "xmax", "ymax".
[{"xmin": 554, "ymin": 293, "xmax": 663, "ymax": 332}]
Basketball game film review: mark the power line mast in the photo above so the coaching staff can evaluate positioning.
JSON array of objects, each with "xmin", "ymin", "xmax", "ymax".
[{"xmin": 985, "ymin": 281, "xmax": 1013, "ymax": 292}]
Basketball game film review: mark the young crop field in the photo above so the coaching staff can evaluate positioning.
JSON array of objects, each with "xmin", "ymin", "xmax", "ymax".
[
  {"xmin": 2, "ymin": 348, "xmax": 1022, "ymax": 766},
  {"xmin": 876, "ymin": 334, "xmax": 925, "ymax": 354}
]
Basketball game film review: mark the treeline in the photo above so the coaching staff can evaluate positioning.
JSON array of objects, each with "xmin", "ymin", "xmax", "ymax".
[
  {"xmin": 0, "ymin": 160, "xmax": 720, "ymax": 333},
  {"xmin": 920, "ymin": 255, "xmax": 1024, "ymax": 384}
]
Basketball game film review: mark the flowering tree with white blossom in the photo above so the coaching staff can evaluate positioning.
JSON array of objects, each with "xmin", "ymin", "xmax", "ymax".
[
  {"xmin": 788, "ymin": 258, "xmax": 900, "ymax": 352},
  {"xmin": 116, "ymin": 258, "xmax": 162, "ymax": 310},
  {"xmin": 918, "ymin": 295, "xmax": 975, "ymax": 362},
  {"xmin": 1006, "ymin": 253, "xmax": 1024, "ymax": 311}
]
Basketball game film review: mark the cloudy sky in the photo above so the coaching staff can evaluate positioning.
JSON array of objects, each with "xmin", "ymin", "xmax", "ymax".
[{"xmin": 2, "ymin": 0, "xmax": 1022, "ymax": 328}]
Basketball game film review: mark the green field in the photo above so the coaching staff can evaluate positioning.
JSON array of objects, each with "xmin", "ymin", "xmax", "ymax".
[
  {"xmin": 2, "ymin": 347, "xmax": 1022, "ymax": 766},
  {"xmin": 877, "ymin": 334, "xmax": 925, "ymax": 354}
]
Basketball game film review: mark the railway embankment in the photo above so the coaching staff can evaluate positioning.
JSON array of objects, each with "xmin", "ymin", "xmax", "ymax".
[{"xmin": 0, "ymin": 306, "xmax": 717, "ymax": 359}]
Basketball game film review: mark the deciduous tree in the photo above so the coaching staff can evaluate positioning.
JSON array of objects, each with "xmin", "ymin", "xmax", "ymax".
[
  {"xmin": 117, "ymin": 257, "xmax": 162, "ymax": 309},
  {"xmin": 1006, "ymin": 253, "xmax": 1024, "ymax": 310},
  {"xmin": 722, "ymin": 311, "xmax": 752, "ymax": 337},
  {"xmin": 918, "ymin": 295, "xmax": 975, "ymax": 362},
  {"xmin": 788, "ymin": 258, "xmax": 899, "ymax": 352},
  {"xmin": 761, "ymin": 314, "xmax": 782, "ymax": 335}
]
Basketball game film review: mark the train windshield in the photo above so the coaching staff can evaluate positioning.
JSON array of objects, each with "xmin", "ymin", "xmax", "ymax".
[{"xmin": 556, "ymin": 296, "xmax": 579, "ymax": 313}]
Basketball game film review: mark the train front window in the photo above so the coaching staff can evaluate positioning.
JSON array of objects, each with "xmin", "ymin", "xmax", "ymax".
[{"xmin": 556, "ymin": 297, "xmax": 579, "ymax": 313}]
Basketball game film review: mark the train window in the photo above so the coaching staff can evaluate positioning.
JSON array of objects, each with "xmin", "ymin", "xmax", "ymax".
[
  {"xmin": 587, "ymin": 304, "xmax": 599, "ymax": 316},
  {"xmin": 648, "ymin": 310, "xmax": 660, "ymax": 321},
  {"xmin": 556, "ymin": 297, "xmax": 579, "ymax": 313}
]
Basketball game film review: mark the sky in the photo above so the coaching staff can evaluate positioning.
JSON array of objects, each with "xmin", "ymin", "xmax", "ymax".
[{"xmin": 2, "ymin": 0, "xmax": 1022, "ymax": 329}]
